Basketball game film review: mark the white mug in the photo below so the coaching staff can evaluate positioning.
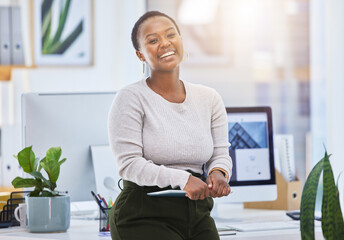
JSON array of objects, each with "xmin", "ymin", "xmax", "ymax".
[{"xmin": 14, "ymin": 203, "xmax": 27, "ymax": 228}]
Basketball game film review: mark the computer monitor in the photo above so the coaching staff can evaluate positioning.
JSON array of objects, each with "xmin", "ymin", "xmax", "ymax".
[
  {"xmin": 21, "ymin": 92, "xmax": 116, "ymax": 202},
  {"xmin": 214, "ymin": 106, "xmax": 277, "ymax": 204}
]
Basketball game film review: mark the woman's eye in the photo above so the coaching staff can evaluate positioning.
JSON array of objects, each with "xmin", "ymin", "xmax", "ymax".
[{"xmin": 148, "ymin": 39, "xmax": 158, "ymax": 44}]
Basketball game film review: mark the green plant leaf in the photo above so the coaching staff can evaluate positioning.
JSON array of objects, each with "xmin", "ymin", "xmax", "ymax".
[
  {"xmin": 29, "ymin": 188, "xmax": 41, "ymax": 197},
  {"xmin": 33, "ymin": 157, "xmax": 40, "ymax": 172},
  {"xmin": 322, "ymin": 152, "xmax": 344, "ymax": 239},
  {"xmin": 29, "ymin": 171, "xmax": 51, "ymax": 188},
  {"xmin": 38, "ymin": 157, "xmax": 45, "ymax": 172},
  {"xmin": 48, "ymin": 20, "xmax": 83, "ymax": 54},
  {"xmin": 40, "ymin": 160, "xmax": 60, "ymax": 186},
  {"xmin": 11, "ymin": 177, "xmax": 38, "ymax": 188},
  {"xmin": 336, "ymin": 171, "xmax": 343, "ymax": 188},
  {"xmin": 40, "ymin": 147, "xmax": 64, "ymax": 186},
  {"xmin": 42, "ymin": 11, "xmax": 52, "ymax": 51},
  {"xmin": 51, "ymin": 0, "xmax": 71, "ymax": 46},
  {"xmin": 41, "ymin": 0, "xmax": 53, "ymax": 49},
  {"xmin": 46, "ymin": 147, "xmax": 62, "ymax": 162},
  {"xmin": 59, "ymin": 158, "xmax": 66, "ymax": 166},
  {"xmin": 40, "ymin": 190, "xmax": 55, "ymax": 197},
  {"xmin": 300, "ymin": 157, "xmax": 324, "ymax": 240},
  {"xmin": 41, "ymin": 0, "xmax": 53, "ymax": 23},
  {"xmin": 16, "ymin": 146, "xmax": 36, "ymax": 173}
]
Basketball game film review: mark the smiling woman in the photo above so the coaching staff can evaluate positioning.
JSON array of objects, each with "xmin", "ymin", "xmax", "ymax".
[
  {"xmin": 134, "ymin": 14, "xmax": 183, "ymax": 76},
  {"xmin": 136, "ymin": 16, "xmax": 183, "ymax": 74},
  {"xmin": 107, "ymin": 11, "xmax": 232, "ymax": 240}
]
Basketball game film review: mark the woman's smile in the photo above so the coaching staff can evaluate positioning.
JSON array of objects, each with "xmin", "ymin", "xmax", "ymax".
[{"xmin": 160, "ymin": 50, "xmax": 175, "ymax": 59}]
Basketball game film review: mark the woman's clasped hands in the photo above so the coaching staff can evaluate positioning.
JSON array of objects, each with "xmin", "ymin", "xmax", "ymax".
[{"xmin": 184, "ymin": 170, "xmax": 231, "ymax": 200}]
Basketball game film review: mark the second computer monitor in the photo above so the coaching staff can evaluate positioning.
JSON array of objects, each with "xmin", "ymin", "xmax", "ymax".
[{"xmin": 215, "ymin": 106, "xmax": 277, "ymax": 203}]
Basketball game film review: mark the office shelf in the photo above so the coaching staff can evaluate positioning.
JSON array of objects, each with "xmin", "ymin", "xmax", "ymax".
[{"xmin": 0, "ymin": 65, "xmax": 36, "ymax": 81}]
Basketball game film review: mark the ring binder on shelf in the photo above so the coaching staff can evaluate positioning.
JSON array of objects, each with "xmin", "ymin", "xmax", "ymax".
[
  {"xmin": 10, "ymin": 6, "xmax": 24, "ymax": 65},
  {"xmin": 0, "ymin": 6, "xmax": 11, "ymax": 65}
]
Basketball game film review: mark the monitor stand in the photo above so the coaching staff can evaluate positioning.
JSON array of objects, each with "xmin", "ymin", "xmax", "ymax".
[{"xmin": 211, "ymin": 202, "xmax": 245, "ymax": 223}]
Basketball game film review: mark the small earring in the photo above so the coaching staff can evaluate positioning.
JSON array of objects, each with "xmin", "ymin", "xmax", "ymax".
[
  {"xmin": 142, "ymin": 61, "xmax": 145, "ymax": 74},
  {"xmin": 183, "ymin": 51, "xmax": 189, "ymax": 62}
]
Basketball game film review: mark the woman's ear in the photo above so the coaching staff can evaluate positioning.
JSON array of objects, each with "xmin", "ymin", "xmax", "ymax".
[{"xmin": 136, "ymin": 51, "xmax": 145, "ymax": 62}]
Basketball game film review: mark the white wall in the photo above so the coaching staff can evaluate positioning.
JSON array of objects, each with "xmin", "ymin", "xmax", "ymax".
[
  {"xmin": 0, "ymin": 0, "xmax": 145, "ymax": 186},
  {"xmin": 311, "ymin": 0, "xmax": 344, "ymax": 211},
  {"xmin": 310, "ymin": 0, "xmax": 326, "ymax": 164},
  {"xmin": 324, "ymin": 0, "xmax": 344, "ymax": 180},
  {"xmin": 325, "ymin": 1, "xmax": 344, "ymax": 217}
]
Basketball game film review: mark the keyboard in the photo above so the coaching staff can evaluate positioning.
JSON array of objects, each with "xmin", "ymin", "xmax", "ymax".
[{"xmin": 226, "ymin": 221, "xmax": 300, "ymax": 232}]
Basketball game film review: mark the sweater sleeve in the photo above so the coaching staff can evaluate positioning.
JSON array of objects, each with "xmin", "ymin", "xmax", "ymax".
[
  {"xmin": 108, "ymin": 89, "xmax": 191, "ymax": 190},
  {"xmin": 205, "ymin": 91, "xmax": 233, "ymax": 180}
]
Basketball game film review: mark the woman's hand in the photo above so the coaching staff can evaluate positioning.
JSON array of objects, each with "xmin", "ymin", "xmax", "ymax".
[
  {"xmin": 183, "ymin": 175, "xmax": 210, "ymax": 200},
  {"xmin": 206, "ymin": 170, "xmax": 231, "ymax": 198}
]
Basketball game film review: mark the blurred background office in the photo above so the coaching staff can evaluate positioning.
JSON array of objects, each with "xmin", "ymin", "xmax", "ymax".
[{"xmin": 0, "ymin": 0, "xmax": 343, "ymax": 206}]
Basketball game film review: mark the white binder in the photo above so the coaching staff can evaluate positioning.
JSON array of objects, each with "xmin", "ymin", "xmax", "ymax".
[
  {"xmin": 10, "ymin": 6, "xmax": 24, "ymax": 65},
  {"xmin": 0, "ymin": 7, "xmax": 11, "ymax": 65},
  {"xmin": 274, "ymin": 134, "xmax": 296, "ymax": 182}
]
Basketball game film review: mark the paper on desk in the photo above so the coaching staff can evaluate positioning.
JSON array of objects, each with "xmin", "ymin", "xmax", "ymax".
[
  {"xmin": 217, "ymin": 224, "xmax": 237, "ymax": 236},
  {"xmin": 98, "ymin": 231, "xmax": 111, "ymax": 237},
  {"xmin": 0, "ymin": 237, "xmax": 54, "ymax": 240},
  {"xmin": 218, "ymin": 230, "xmax": 236, "ymax": 236}
]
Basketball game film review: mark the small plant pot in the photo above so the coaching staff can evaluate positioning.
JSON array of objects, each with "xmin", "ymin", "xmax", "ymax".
[{"xmin": 26, "ymin": 195, "xmax": 70, "ymax": 233}]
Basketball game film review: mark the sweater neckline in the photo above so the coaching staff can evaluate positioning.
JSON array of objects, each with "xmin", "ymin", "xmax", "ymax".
[{"xmin": 143, "ymin": 77, "xmax": 189, "ymax": 105}]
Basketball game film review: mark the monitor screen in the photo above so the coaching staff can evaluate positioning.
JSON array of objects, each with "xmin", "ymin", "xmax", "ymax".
[
  {"xmin": 215, "ymin": 106, "xmax": 277, "ymax": 203},
  {"xmin": 22, "ymin": 92, "xmax": 116, "ymax": 202}
]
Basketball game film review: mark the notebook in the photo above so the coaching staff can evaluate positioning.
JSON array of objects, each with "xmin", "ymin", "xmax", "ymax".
[{"xmin": 147, "ymin": 190, "xmax": 186, "ymax": 197}]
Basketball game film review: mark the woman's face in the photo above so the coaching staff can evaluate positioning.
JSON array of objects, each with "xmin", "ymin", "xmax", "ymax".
[{"xmin": 136, "ymin": 16, "xmax": 184, "ymax": 73}]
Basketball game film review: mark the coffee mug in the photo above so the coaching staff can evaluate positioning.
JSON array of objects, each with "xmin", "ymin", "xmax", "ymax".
[{"xmin": 14, "ymin": 203, "xmax": 27, "ymax": 228}]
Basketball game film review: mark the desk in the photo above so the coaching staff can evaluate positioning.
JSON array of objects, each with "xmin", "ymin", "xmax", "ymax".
[{"xmin": 0, "ymin": 204, "xmax": 324, "ymax": 240}]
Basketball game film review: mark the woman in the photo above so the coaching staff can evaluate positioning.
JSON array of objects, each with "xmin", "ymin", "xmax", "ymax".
[{"xmin": 108, "ymin": 11, "xmax": 232, "ymax": 240}]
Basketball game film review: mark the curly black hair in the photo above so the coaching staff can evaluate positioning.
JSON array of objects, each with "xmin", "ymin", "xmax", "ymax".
[{"xmin": 131, "ymin": 11, "xmax": 181, "ymax": 51}]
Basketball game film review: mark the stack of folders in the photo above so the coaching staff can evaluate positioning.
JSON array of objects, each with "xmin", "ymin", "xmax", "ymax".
[{"xmin": 0, "ymin": 5, "xmax": 24, "ymax": 65}]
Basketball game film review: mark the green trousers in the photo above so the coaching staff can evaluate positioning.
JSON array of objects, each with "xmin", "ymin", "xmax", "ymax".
[{"xmin": 109, "ymin": 174, "xmax": 219, "ymax": 240}]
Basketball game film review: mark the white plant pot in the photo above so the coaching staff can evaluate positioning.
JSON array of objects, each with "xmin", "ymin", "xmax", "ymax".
[{"xmin": 25, "ymin": 195, "xmax": 70, "ymax": 233}]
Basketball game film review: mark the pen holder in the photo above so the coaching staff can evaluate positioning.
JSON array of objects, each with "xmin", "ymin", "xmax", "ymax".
[{"xmin": 99, "ymin": 206, "xmax": 111, "ymax": 232}]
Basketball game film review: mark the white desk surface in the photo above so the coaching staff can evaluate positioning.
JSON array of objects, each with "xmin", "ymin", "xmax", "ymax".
[{"xmin": 0, "ymin": 203, "xmax": 324, "ymax": 240}]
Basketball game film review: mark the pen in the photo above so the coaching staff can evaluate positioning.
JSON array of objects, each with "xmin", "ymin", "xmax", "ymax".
[
  {"xmin": 100, "ymin": 197, "xmax": 108, "ymax": 208},
  {"xmin": 97, "ymin": 193, "xmax": 108, "ymax": 208},
  {"xmin": 91, "ymin": 191, "xmax": 106, "ymax": 214}
]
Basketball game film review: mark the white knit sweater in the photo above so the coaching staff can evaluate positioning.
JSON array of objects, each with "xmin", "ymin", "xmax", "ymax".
[{"xmin": 108, "ymin": 79, "xmax": 232, "ymax": 190}]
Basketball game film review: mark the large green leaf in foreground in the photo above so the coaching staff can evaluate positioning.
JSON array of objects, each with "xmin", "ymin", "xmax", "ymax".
[
  {"xmin": 300, "ymin": 158, "xmax": 323, "ymax": 240},
  {"xmin": 321, "ymin": 152, "xmax": 344, "ymax": 239},
  {"xmin": 301, "ymin": 151, "xmax": 344, "ymax": 240}
]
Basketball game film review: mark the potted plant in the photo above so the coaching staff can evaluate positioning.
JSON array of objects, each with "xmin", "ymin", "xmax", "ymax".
[
  {"xmin": 300, "ymin": 150, "xmax": 344, "ymax": 239},
  {"xmin": 11, "ymin": 146, "xmax": 70, "ymax": 232}
]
